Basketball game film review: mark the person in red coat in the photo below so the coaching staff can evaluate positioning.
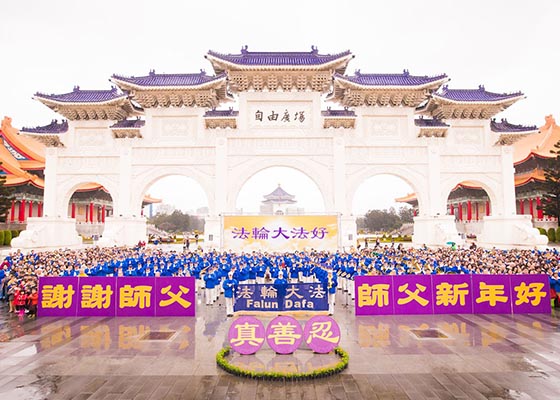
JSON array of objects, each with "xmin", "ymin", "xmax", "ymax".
[
  {"xmin": 28, "ymin": 288, "xmax": 38, "ymax": 319},
  {"xmin": 14, "ymin": 288, "xmax": 27, "ymax": 317}
]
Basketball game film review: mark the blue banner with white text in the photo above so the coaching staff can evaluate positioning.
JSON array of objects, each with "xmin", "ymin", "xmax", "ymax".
[{"xmin": 234, "ymin": 283, "xmax": 328, "ymax": 312}]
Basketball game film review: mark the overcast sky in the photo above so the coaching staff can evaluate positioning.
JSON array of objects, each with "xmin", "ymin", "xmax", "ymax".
[{"xmin": 2, "ymin": 1, "xmax": 559, "ymax": 215}]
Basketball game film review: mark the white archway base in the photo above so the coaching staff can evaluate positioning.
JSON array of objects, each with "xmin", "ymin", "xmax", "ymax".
[
  {"xmin": 11, "ymin": 217, "xmax": 83, "ymax": 249},
  {"xmin": 478, "ymin": 215, "xmax": 548, "ymax": 246},
  {"xmin": 97, "ymin": 216, "xmax": 148, "ymax": 247},
  {"xmin": 412, "ymin": 215, "xmax": 464, "ymax": 247}
]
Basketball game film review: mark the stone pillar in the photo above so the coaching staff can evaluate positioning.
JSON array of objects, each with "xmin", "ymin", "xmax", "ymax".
[
  {"xmin": 11, "ymin": 148, "xmax": 82, "ymax": 250},
  {"xmin": 89, "ymin": 203, "xmax": 94, "ymax": 224},
  {"xmin": 71, "ymin": 203, "xmax": 76, "ymax": 218},
  {"xmin": 478, "ymin": 147, "xmax": 547, "ymax": 247},
  {"xmin": 10, "ymin": 200, "xmax": 15, "ymax": 222},
  {"xmin": 28, "ymin": 201, "xmax": 33, "ymax": 218},
  {"xmin": 536, "ymin": 197, "xmax": 543, "ymax": 219},
  {"xmin": 458, "ymin": 203, "xmax": 463, "ymax": 221},
  {"xmin": 529, "ymin": 198, "xmax": 534, "ymax": 218},
  {"xmin": 38, "ymin": 202, "xmax": 43, "ymax": 218},
  {"xmin": 18, "ymin": 200, "xmax": 26, "ymax": 222},
  {"xmin": 467, "ymin": 201, "xmax": 472, "ymax": 221},
  {"xmin": 519, "ymin": 199, "xmax": 524, "ymax": 214},
  {"xmin": 102, "ymin": 205, "xmax": 106, "ymax": 223},
  {"xmin": 486, "ymin": 200, "xmax": 490, "ymax": 216},
  {"xmin": 333, "ymin": 135, "xmax": 354, "ymax": 249},
  {"xmin": 412, "ymin": 144, "xmax": 460, "ymax": 246}
]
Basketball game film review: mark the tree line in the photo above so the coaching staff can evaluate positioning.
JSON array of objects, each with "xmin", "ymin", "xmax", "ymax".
[{"xmin": 357, "ymin": 206, "xmax": 413, "ymax": 233}]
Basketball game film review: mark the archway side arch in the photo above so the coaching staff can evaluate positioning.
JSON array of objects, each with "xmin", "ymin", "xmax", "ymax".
[
  {"xmin": 440, "ymin": 175, "xmax": 501, "ymax": 217},
  {"xmin": 227, "ymin": 157, "xmax": 332, "ymax": 212},
  {"xmin": 130, "ymin": 166, "xmax": 214, "ymax": 216},
  {"xmin": 346, "ymin": 165, "xmax": 429, "ymax": 216},
  {"xmin": 56, "ymin": 176, "xmax": 119, "ymax": 219}
]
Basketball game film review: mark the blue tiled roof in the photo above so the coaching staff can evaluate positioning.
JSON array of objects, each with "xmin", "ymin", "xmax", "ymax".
[
  {"xmin": 204, "ymin": 109, "xmax": 239, "ymax": 117},
  {"xmin": 335, "ymin": 70, "xmax": 448, "ymax": 86},
  {"xmin": 34, "ymin": 86, "xmax": 125, "ymax": 103},
  {"xmin": 321, "ymin": 108, "xmax": 356, "ymax": 117},
  {"xmin": 207, "ymin": 46, "xmax": 352, "ymax": 66},
  {"xmin": 414, "ymin": 118, "xmax": 449, "ymax": 127},
  {"xmin": 21, "ymin": 120, "xmax": 68, "ymax": 134},
  {"xmin": 111, "ymin": 71, "xmax": 226, "ymax": 87},
  {"xmin": 490, "ymin": 119, "xmax": 537, "ymax": 133},
  {"xmin": 435, "ymin": 85, "xmax": 524, "ymax": 102},
  {"xmin": 110, "ymin": 119, "xmax": 145, "ymax": 129}
]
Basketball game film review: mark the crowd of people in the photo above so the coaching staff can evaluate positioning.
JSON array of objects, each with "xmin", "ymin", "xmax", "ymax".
[{"xmin": 1, "ymin": 243, "xmax": 559, "ymax": 316}]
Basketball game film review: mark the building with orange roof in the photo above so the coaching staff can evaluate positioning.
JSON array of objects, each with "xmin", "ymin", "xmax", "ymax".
[
  {"xmin": 397, "ymin": 115, "xmax": 559, "ymax": 232},
  {"xmin": 0, "ymin": 117, "xmax": 159, "ymax": 237}
]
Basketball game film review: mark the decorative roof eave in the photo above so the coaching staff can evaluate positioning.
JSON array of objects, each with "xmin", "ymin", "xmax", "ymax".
[
  {"xmin": 130, "ymin": 90, "xmax": 228, "ymax": 108},
  {"xmin": 323, "ymin": 118, "xmax": 355, "ymax": 129},
  {"xmin": 262, "ymin": 198, "xmax": 297, "ymax": 204},
  {"xmin": 205, "ymin": 53, "xmax": 354, "ymax": 74},
  {"xmin": 20, "ymin": 133, "xmax": 64, "ymax": 147},
  {"xmin": 205, "ymin": 118, "xmax": 237, "ymax": 130},
  {"xmin": 417, "ymin": 127, "xmax": 448, "ymax": 138},
  {"xmin": 494, "ymin": 133, "xmax": 532, "ymax": 146},
  {"xmin": 332, "ymin": 89, "xmax": 433, "ymax": 107},
  {"xmin": 421, "ymin": 104, "xmax": 517, "ymax": 120},
  {"xmin": 110, "ymin": 74, "xmax": 228, "ymax": 92}
]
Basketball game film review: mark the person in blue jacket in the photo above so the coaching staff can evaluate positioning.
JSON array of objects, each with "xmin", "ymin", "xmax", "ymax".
[
  {"xmin": 273, "ymin": 270, "xmax": 288, "ymax": 311},
  {"xmin": 322, "ymin": 269, "xmax": 338, "ymax": 315},
  {"xmin": 223, "ymin": 271, "xmax": 238, "ymax": 317}
]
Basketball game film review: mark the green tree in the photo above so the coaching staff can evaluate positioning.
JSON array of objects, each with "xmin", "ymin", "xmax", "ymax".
[
  {"xmin": 0, "ymin": 163, "xmax": 14, "ymax": 222},
  {"xmin": 538, "ymin": 140, "xmax": 560, "ymax": 219},
  {"xmin": 148, "ymin": 209, "xmax": 204, "ymax": 233},
  {"xmin": 398, "ymin": 206, "xmax": 414, "ymax": 223},
  {"xmin": 363, "ymin": 208, "xmax": 402, "ymax": 232}
]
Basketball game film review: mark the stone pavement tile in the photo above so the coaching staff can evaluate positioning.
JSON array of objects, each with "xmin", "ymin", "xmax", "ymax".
[{"xmin": 353, "ymin": 374, "xmax": 377, "ymax": 399}]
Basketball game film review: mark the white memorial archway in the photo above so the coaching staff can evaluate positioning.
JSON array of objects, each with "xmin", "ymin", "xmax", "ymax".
[{"xmin": 12, "ymin": 47, "xmax": 546, "ymax": 249}]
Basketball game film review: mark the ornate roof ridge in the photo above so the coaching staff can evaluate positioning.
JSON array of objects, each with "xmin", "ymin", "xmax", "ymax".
[
  {"xmin": 204, "ymin": 108, "xmax": 239, "ymax": 117},
  {"xmin": 111, "ymin": 70, "xmax": 227, "ymax": 88},
  {"xmin": 21, "ymin": 119, "xmax": 69, "ymax": 134},
  {"xmin": 110, "ymin": 118, "xmax": 145, "ymax": 129},
  {"xmin": 490, "ymin": 118, "xmax": 538, "ymax": 133},
  {"xmin": 206, "ymin": 46, "xmax": 352, "ymax": 67},
  {"xmin": 414, "ymin": 117, "xmax": 449, "ymax": 127},
  {"xmin": 334, "ymin": 70, "xmax": 448, "ymax": 87}
]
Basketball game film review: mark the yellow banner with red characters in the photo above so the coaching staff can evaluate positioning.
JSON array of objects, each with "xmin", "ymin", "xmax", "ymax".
[{"xmin": 222, "ymin": 215, "xmax": 338, "ymax": 252}]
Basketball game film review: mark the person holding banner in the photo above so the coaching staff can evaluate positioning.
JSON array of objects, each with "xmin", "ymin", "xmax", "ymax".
[
  {"xmin": 273, "ymin": 270, "xmax": 288, "ymax": 311},
  {"xmin": 223, "ymin": 271, "xmax": 238, "ymax": 317},
  {"xmin": 324, "ymin": 269, "xmax": 338, "ymax": 315}
]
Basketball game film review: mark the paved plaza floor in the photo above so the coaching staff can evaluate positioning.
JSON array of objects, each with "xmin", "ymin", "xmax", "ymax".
[{"xmin": 1, "ymin": 290, "xmax": 560, "ymax": 400}]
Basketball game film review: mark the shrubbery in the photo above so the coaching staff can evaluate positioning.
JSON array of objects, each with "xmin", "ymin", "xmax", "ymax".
[
  {"xmin": 4, "ymin": 230, "xmax": 12, "ymax": 246},
  {"xmin": 548, "ymin": 228, "xmax": 557, "ymax": 242}
]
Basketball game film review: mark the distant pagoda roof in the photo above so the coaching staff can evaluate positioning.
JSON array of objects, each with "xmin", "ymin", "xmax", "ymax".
[
  {"xmin": 262, "ymin": 184, "xmax": 297, "ymax": 204},
  {"xmin": 331, "ymin": 70, "xmax": 447, "ymax": 107},
  {"xmin": 334, "ymin": 70, "xmax": 448, "ymax": 88},
  {"xmin": 419, "ymin": 85, "xmax": 525, "ymax": 119},
  {"xmin": 111, "ymin": 70, "xmax": 227, "ymax": 89},
  {"xmin": 20, "ymin": 119, "xmax": 69, "ymax": 134},
  {"xmin": 207, "ymin": 46, "xmax": 353, "ymax": 73}
]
